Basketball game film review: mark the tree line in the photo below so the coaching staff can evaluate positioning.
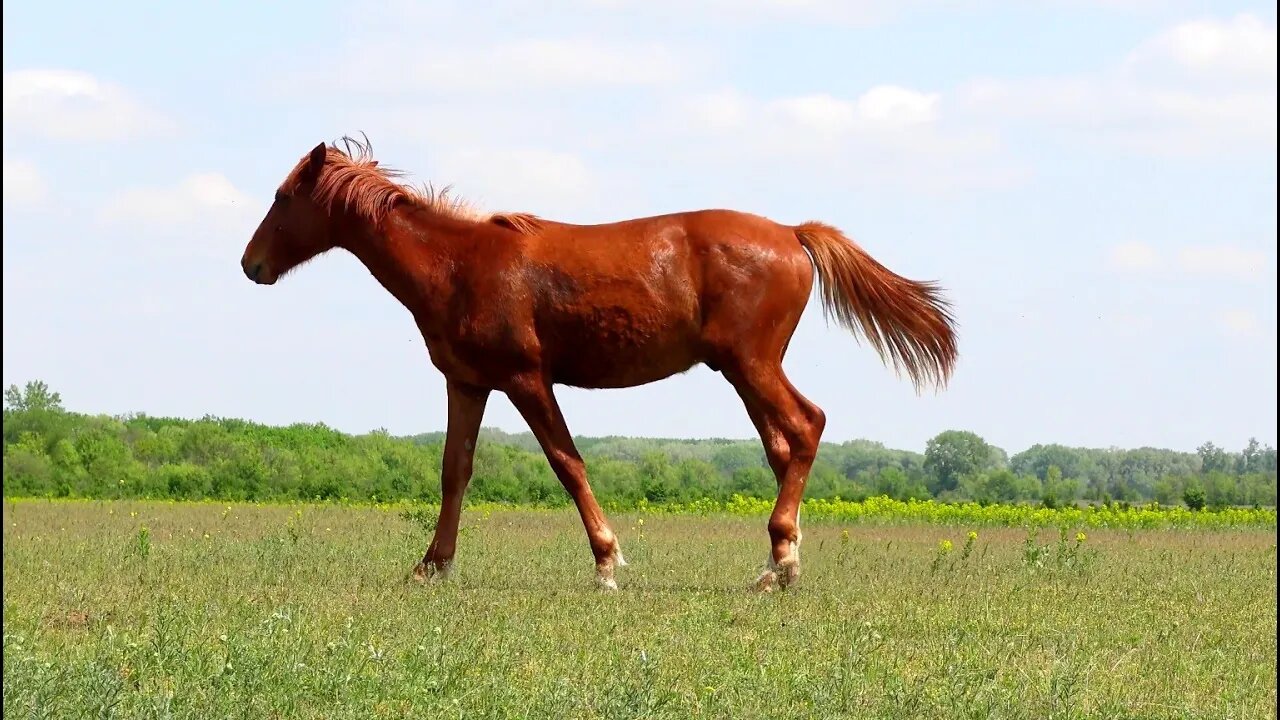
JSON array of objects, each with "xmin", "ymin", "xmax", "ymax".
[{"xmin": 3, "ymin": 381, "xmax": 1275, "ymax": 509}]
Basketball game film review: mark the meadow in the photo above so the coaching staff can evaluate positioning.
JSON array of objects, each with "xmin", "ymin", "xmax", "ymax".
[{"xmin": 3, "ymin": 498, "xmax": 1276, "ymax": 719}]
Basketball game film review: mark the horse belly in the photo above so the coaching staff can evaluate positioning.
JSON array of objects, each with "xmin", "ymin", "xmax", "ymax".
[{"xmin": 545, "ymin": 306, "xmax": 703, "ymax": 389}]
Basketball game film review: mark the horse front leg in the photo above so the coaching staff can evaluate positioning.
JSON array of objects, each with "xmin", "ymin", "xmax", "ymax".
[
  {"xmin": 505, "ymin": 375, "xmax": 626, "ymax": 590},
  {"xmin": 412, "ymin": 380, "xmax": 490, "ymax": 582}
]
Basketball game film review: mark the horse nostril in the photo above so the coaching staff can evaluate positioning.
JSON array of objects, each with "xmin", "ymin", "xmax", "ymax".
[{"xmin": 244, "ymin": 262, "xmax": 262, "ymax": 282}]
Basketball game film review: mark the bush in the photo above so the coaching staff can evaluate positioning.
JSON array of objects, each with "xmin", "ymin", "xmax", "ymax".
[{"xmin": 1183, "ymin": 485, "xmax": 1207, "ymax": 511}]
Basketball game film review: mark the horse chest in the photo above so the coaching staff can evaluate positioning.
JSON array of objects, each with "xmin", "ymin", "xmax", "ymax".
[{"xmin": 420, "ymin": 319, "xmax": 537, "ymax": 387}]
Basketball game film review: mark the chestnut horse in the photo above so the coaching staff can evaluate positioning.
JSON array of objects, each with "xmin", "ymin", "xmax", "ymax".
[{"xmin": 240, "ymin": 137, "xmax": 957, "ymax": 591}]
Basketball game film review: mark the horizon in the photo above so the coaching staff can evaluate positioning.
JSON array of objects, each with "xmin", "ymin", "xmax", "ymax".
[
  {"xmin": 3, "ymin": 1, "xmax": 1277, "ymax": 454},
  {"xmin": 12, "ymin": 377, "xmax": 1268, "ymax": 457}
]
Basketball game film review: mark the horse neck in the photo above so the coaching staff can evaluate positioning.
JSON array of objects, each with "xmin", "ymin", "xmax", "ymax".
[{"xmin": 335, "ymin": 206, "xmax": 473, "ymax": 324}]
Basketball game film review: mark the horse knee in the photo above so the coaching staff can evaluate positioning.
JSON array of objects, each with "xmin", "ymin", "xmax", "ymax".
[
  {"xmin": 810, "ymin": 405, "xmax": 827, "ymax": 438},
  {"xmin": 788, "ymin": 408, "xmax": 825, "ymax": 466},
  {"xmin": 768, "ymin": 514, "xmax": 799, "ymax": 544}
]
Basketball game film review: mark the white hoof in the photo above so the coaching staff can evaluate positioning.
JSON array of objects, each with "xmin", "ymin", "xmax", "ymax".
[
  {"xmin": 753, "ymin": 567, "xmax": 778, "ymax": 593},
  {"xmin": 592, "ymin": 541, "xmax": 627, "ymax": 591},
  {"xmin": 777, "ymin": 537, "xmax": 802, "ymax": 588},
  {"xmin": 753, "ymin": 535, "xmax": 802, "ymax": 592},
  {"xmin": 776, "ymin": 558, "xmax": 800, "ymax": 588}
]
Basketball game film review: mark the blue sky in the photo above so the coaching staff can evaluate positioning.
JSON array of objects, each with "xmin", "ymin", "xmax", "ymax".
[{"xmin": 3, "ymin": 0, "xmax": 1276, "ymax": 454}]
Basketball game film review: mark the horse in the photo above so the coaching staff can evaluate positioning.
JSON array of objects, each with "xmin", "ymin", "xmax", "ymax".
[{"xmin": 240, "ymin": 136, "xmax": 958, "ymax": 592}]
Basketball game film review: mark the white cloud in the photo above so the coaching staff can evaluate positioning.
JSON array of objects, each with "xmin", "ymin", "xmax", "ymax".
[
  {"xmin": 675, "ymin": 84, "xmax": 1022, "ymax": 192},
  {"xmin": 755, "ymin": 86, "xmax": 942, "ymax": 136},
  {"xmin": 769, "ymin": 94, "xmax": 860, "ymax": 134},
  {"xmin": 99, "ymin": 173, "xmax": 255, "ymax": 238},
  {"xmin": 334, "ymin": 37, "xmax": 683, "ymax": 95},
  {"xmin": 3, "ymin": 69, "xmax": 174, "ymax": 141},
  {"xmin": 853, "ymin": 85, "xmax": 942, "ymax": 129},
  {"xmin": 434, "ymin": 147, "xmax": 594, "ymax": 214},
  {"xmin": 1219, "ymin": 309, "xmax": 1260, "ymax": 337},
  {"xmin": 2, "ymin": 159, "xmax": 47, "ymax": 207},
  {"xmin": 687, "ymin": 89, "xmax": 750, "ymax": 131},
  {"xmin": 575, "ymin": 0, "xmax": 899, "ymax": 25},
  {"xmin": 493, "ymin": 38, "xmax": 680, "ymax": 88},
  {"xmin": 580, "ymin": 0, "xmax": 1199, "ymax": 26},
  {"xmin": 1105, "ymin": 241, "xmax": 1275, "ymax": 280},
  {"xmin": 1106, "ymin": 242, "xmax": 1160, "ymax": 271},
  {"xmin": 958, "ymin": 13, "xmax": 1277, "ymax": 155},
  {"xmin": 1176, "ymin": 245, "xmax": 1270, "ymax": 280},
  {"xmin": 1126, "ymin": 13, "xmax": 1277, "ymax": 79}
]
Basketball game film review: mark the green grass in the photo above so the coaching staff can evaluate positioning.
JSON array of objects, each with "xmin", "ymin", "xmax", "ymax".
[{"xmin": 3, "ymin": 499, "xmax": 1276, "ymax": 719}]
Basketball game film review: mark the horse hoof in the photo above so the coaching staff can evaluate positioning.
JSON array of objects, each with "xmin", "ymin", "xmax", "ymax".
[
  {"xmin": 409, "ymin": 562, "xmax": 430, "ymax": 584},
  {"xmin": 752, "ymin": 568, "xmax": 778, "ymax": 593},
  {"xmin": 410, "ymin": 560, "xmax": 449, "ymax": 584},
  {"xmin": 593, "ymin": 544, "xmax": 626, "ymax": 591},
  {"xmin": 776, "ymin": 560, "xmax": 800, "ymax": 589}
]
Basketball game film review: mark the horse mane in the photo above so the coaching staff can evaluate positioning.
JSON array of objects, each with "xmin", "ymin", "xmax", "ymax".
[{"xmin": 279, "ymin": 135, "xmax": 544, "ymax": 236}]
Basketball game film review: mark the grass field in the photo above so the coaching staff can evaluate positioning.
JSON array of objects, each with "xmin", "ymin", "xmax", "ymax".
[{"xmin": 3, "ymin": 499, "xmax": 1276, "ymax": 719}]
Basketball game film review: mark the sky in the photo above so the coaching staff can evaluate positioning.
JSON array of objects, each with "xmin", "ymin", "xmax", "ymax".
[{"xmin": 3, "ymin": 0, "xmax": 1276, "ymax": 455}]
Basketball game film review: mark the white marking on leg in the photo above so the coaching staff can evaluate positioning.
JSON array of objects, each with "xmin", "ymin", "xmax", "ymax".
[
  {"xmin": 776, "ymin": 509, "xmax": 801, "ymax": 588},
  {"xmin": 754, "ymin": 565, "xmax": 778, "ymax": 592},
  {"xmin": 776, "ymin": 541, "xmax": 800, "ymax": 589},
  {"xmin": 595, "ymin": 542, "xmax": 625, "ymax": 591},
  {"xmin": 752, "ymin": 512, "xmax": 803, "ymax": 592},
  {"xmin": 752, "ymin": 553, "xmax": 779, "ymax": 592},
  {"xmin": 596, "ymin": 561, "xmax": 619, "ymax": 591}
]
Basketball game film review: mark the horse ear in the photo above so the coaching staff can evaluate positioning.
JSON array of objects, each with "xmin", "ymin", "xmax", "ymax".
[{"xmin": 304, "ymin": 142, "xmax": 327, "ymax": 179}]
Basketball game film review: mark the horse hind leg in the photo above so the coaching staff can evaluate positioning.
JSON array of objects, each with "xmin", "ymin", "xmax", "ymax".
[
  {"xmin": 773, "ymin": 374, "xmax": 826, "ymax": 587},
  {"xmin": 725, "ymin": 362, "xmax": 825, "ymax": 592},
  {"xmin": 734, "ymin": 391, "xmax": 792, "ymax": 591}
]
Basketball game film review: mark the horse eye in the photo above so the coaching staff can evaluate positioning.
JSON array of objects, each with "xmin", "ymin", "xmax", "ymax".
[{"xmin": 274, "ymin": 224, "xmax": 285, "ymax": 233}]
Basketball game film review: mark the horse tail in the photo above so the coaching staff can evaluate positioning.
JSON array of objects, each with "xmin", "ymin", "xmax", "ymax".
[{"xmin": 793, "ymin": 220, "xmax": 958, "ymax": 393}]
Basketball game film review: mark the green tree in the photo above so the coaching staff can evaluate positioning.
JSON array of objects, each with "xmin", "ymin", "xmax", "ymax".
[
  {"xmin": 1238, "ymin": 438, "xmax": 1262, "ymax": 474},
  {"xmin": 639, "ymin": 451, "xmax": 680, "ymax": 502},
  {"xmin": 1197, "ymin": 442, "xmax": 1231, "ymax": 474},
  {"xmin": 874, "ymin": 466, "xmax": 912, "ymax": 500},
  {"xmin": 924, "ymin": 430, "xmax": 1001, "ymax": 494},
  {"xmin": 983, "ymin": 469, "xmax": 1020, "ymax": 503},
  {"xmin": 1152, "ymin": 476, "xmax": 1181, "ymax": 506},
  {"xmin": 3, "ymin": 380, "xmax": 63, "ymax": 413},
  {"xmin": 1204, "ymin": 471, "xmax": 1237, "ymax": 509},
  {"xmin": 1183, "ymin": 480, "xmax": 1207, "ymax": 511},
  {"xmin": 3, "ymin": 431, "xmax": 55, "ymax": 495},
  {"xmin": 2, "ymin": 380, "xmax": 1276, "ymax": 510}
]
